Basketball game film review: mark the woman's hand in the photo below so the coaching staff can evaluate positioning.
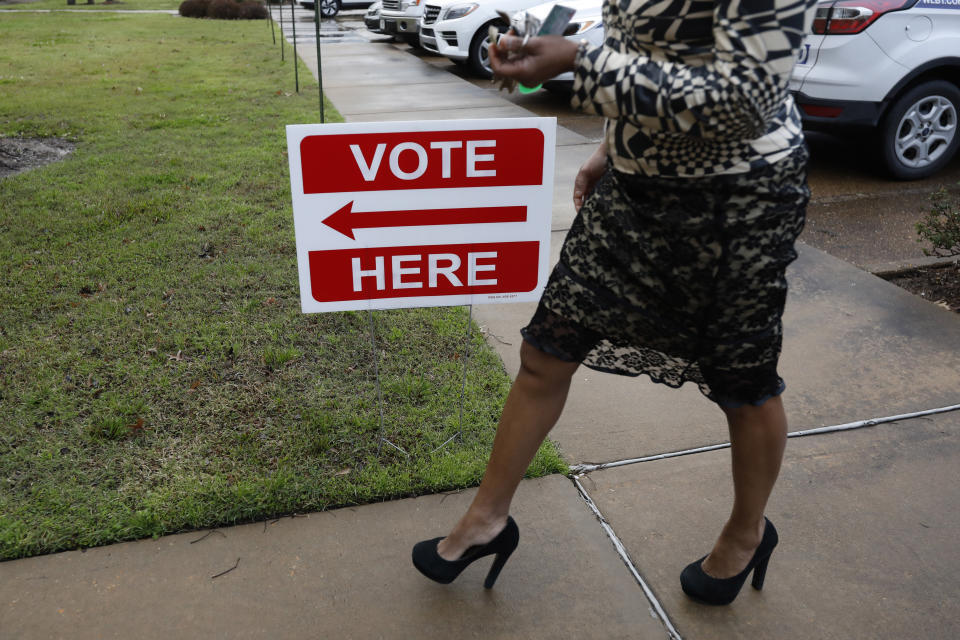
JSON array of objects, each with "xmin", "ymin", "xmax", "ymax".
[
  {"xmin": 489, "ymin": 34, "xmax": 579, "ymax": 88},
  {"xmin": 573, "ymin": 142, "xmax": 608, "ymax": 211}
]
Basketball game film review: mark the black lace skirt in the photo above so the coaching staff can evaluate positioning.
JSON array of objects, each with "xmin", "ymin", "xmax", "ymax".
[{"xmin": 521, "ymin": 147, "xmax": 810, "ymax": 407}]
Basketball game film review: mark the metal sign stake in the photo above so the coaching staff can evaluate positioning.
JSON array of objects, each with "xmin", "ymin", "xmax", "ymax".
[
  {"xmin": 268, "ymin": 1, "xmax": 276, "ymax": 44},
  {"xmin": 368, "ymin": 310, "xmax": 387, "ymax": 457},
  {"xmin": 313, "ymin": 0, "xmax": 324, "ymax": 121},
  {"xmin": 457, "ymin": 304, "xmax": 473, "ymax": 440}
]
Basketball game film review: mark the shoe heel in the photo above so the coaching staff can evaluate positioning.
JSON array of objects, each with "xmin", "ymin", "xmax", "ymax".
[
  {"xmin": 751, "ymin": 553, "xmax": 771, "ymax": 590},
  {"xmin": 483, "ymin": 549, "xmax": 513, "ymax": 589}
]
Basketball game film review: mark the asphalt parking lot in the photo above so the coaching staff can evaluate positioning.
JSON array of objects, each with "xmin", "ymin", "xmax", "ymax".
[{"xmin": 318, "ymin": 10, "xmax": 960, "ymax": 274}]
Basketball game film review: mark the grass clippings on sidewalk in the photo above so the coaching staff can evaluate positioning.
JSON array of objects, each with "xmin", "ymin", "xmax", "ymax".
[{"xmin": 0, "ymin": 12, "xmax": 566, "ymax": 560}]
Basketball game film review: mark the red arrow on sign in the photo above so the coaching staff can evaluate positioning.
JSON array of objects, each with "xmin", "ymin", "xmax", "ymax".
[{"xmin": 321, "ymin": 201, "xmax": 528, "ymax": 240}]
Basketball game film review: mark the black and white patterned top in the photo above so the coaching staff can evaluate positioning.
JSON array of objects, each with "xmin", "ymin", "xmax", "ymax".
[{"xmin": 571, "ymin": 0, "xmax": 817, "ymax": 177}]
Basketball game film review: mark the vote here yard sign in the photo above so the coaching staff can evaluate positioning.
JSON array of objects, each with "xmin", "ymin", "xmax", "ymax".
[{"xmin": 286, "ymin": 118, "xmax": 556, "ymax": 313}]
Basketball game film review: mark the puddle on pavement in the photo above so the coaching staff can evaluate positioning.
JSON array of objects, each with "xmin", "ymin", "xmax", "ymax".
[{"xmin": 290, "ymin": 15, "xmax": 368, "ymax": 40}]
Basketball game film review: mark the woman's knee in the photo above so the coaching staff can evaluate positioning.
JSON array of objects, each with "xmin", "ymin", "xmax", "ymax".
[
  {"xmin": 518, "ymin": 340, "xmax": 579, "ymax": 385},
  {"xmin": 722, "ymin": 394, "xmax": 787, "ymax": 430}
]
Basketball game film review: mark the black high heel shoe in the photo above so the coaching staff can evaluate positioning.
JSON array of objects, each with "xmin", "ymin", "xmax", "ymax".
[
  {"xmin": 412, "ymin": 516, "xmax": 519, "ymax": 589},
  {"xmin": 680, "ymin": 518, "xmax": 778, "ymax": 605}
]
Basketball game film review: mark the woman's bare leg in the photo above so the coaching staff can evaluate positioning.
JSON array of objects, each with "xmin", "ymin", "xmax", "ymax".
[
  {"xmin": 436, "ymin": 340, "xmax": 580, "ymax": 560},
  {"xmin": 700, "ymin": 395, "xmax": 788, "ymax": 578}
]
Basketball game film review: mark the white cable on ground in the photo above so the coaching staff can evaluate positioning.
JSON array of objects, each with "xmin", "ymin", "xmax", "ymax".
[
  {"xmin": 569, "ymin": 402, "xmax": 960, "ymax": 475},
  {"xmin": 572, "ymin": 476, "xmax": 683, "ymax": 640},
  {"xmin": 569, "ymin": 443, "xmax": 731, "ymax": 475}
]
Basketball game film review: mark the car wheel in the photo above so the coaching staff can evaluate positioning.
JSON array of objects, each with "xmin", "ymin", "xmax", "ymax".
[
  {"xmin": 543, "ymin": 81, "xmax": 573, "ymax": 96},
  {"xmin": 880, "ymin": 80, "xmax": 960, "ymax": 180},
  {"xmin": 468, "ymin": 20, "xmax": 506, "ymax": 79},
  {"xmin": 318, "ymin": 0, "xmax": 339, "ymax": 18}
]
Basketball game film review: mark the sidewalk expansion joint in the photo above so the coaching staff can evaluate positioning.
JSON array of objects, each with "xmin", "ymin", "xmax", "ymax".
[
  {"xmin": 571, "ymin": 475, "xmax": 683, "ymax": 640},
  {"xmin": 568, "ymin": 402, "xmax": 960, "ymax": 476}
]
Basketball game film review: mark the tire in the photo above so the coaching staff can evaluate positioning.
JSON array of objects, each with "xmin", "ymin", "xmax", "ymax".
[
  {"xmin": 543, "ymin": 81, "xmax": 573, "ymax": 96},
  {"xmin": 879, "ymin": 80, "xmax": 960, "ymax": 180},
  {"xmin": 468, "ymin": 20, "xmax": 507, "ymax": 79},
  {"xmin": 318, "ymin": 0, "xmax": 339, "ymax": 18}
]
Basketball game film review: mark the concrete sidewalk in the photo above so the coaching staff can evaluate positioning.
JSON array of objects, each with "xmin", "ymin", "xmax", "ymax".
[{"xmin": 4, "ymin": 35, "xmax": 960, "ymax": 640}]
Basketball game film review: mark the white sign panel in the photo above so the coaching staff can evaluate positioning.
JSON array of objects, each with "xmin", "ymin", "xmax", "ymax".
[{"xmin": 286, "ymin": 118, "xmax": 556, "ymax": 313}]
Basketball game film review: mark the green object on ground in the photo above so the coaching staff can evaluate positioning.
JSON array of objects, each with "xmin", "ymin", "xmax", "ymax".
[
  {"xmin": 0, "ymin": 13, "xmax": 566, "ymax": 560},
  {"xmin": 518, "ymin": 83, "xmax": 542, "ymax": 94}
]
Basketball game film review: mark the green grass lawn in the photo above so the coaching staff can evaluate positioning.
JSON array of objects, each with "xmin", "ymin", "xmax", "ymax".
[
  {"xmin": 0, "ymin": 12, "xmax": 566, "ymax": 560},
  {"xmin": 0, "ymin": 0, "xmax": 182, "ymax": 10}
]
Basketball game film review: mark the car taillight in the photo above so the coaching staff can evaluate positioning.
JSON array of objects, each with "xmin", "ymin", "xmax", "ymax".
[
  {"xmin": 812, "ymin": 7, "xmax": 831, "ymax": 33},
  {"xmin": 812, "ymin": 0, "xmax": 916, "ymax": 35},
  {"xmin": 800, "ymin": 104, "xmax": 844, "ymax": 118}
]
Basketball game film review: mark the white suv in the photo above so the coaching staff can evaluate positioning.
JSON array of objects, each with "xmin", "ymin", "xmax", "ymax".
[
  {"xmin": 790, "ymin": 0, "xmax": 960, "ymax": 179},
  {"xmin": 420, "ymin": 0, "xmax": 602, "ymax": 78},
  {"xmin": 420, "ymin": 0, "xmax": 603, "ymax": 78},
  {"xmin": 419, "ymin": 0, "xmax": 525, "ymax": 77},
  {"xmin": 380, "ymin": 0, "xmax": 426, "ymax": 44}
]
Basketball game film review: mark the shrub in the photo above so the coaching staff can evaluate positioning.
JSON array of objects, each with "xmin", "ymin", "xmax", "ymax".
[
  {"xmin": 209, "ymin": 0, "xmax": 268, "ymax": 19},
  {"xmin": 178, "ymin": 0, "xmax": 211, "ymax": 17},
  {"xmin": 207, "ymin": 0, "xmax": 244, "ymax": 18},
  {"xmin": 238, "ymin": 1, "xmax": 268, "ymax": 18},
  {"xmin": 917, "ymin": 187, "xmax": 960, "ymax": 258},
  {"xmin": 178, "ymin": 0, "xmax": 268, "ymax": 19}
]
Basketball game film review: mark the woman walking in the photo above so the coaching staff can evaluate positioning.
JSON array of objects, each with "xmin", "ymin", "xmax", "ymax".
[{"xmin": 412, "ymin": 0, "xmax": 817, "ymax": 605}]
